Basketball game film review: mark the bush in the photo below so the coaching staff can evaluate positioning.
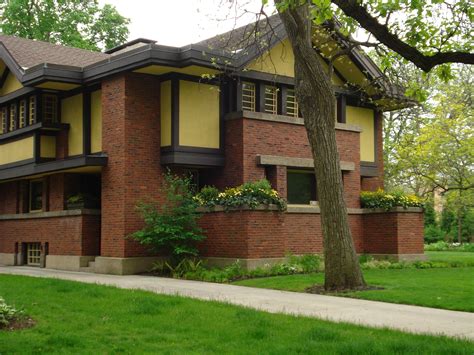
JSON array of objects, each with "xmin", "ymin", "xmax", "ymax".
[
  {"xmin": 424, "ymin": 225, "xmax": 446, "ymax": 244},
  {"xmin": 0, "ymin": 297, "xmax": 21, "ymax": 328},
  {"xmin": 359, "ymin": 254, "xmax": 474, "ymax": 269},
  {"xmin": 194, "ymin": 179, "xmax": 286, "ymax": 211},
  {"xmin": 131, "ymin": 172, "xmax": 206, "ymax": 261},
  {"xmin": 424, "ymin": 241, "xmax": 474, "ymax": 252},
  {"xmin": 156, "ymin": 254, "xmax": 322, "ymax": 283},
  {"xmin": 360, "ymin": 189, "xmax": 423, "ymax": 210}
]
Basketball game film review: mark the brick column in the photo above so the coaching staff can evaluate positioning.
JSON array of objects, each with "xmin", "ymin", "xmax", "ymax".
[
  {"xmin": 101, "ymin": 73, "xmax": 163, "ymax": 258},
  {"xmin": 266, "ymin": 165, "xmax": 287, "ymax": 199},
  {"xmin": 48, "ymin": 174, "xmax": 65, "ymax": 211}
]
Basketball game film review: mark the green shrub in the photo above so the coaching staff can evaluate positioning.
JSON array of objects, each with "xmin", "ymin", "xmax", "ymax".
[
  {"xmin": 424, "ymin": 241, "xmax": 474, "ymax": 252},
  {"xmin": 0, "ymin": 297, "xmax": 21, "ymax": 328},
  {"xmin": 131, "ymin": 172, "xmax": 206, "ymax": 261},
  {"xmin": 194, "ymin": 179, "xmax": 286, "ymax": 211},
  {"xmin": 360, "ymin": 189, "xmax": 423, "ymax": 210},
  {"xmin": 424, "ymin": 225, "xmax": 446, "ymax": 244}
]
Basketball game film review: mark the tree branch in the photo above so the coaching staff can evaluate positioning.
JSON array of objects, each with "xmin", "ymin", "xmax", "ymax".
[{"xmin": 331, "ymin": 0, "xmax": 474, "ymax": 72}]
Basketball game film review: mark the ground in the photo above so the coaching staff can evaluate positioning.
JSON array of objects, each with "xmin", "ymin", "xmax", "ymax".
[
  {"xmin": 234, "ymin": 251, "xmax": 474, "ymax": 312},
  {"xmin": 1, "ymin": 275, "xmax": 473, "ymax": 354}
]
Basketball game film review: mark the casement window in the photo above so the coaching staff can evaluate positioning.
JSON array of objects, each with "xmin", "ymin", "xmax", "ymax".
[
  {"xmin": 29, "ymin": 96, "xmax": 37, "ymax": 125},
  {"xmin": 0, "ymin": 107, "xmax": 7, "ymax": 134},
  {"xmin": 264, "ymin": 86, "xmax": 278, "ymax": 114},
  {"xmin": 242, "ymin": 82, "xmax": 256, "ymax": 111},
  {"xmin": 286, "ymin": 88, "xmax": 299, "ymax": 118},
  {"xmin": 19, "ymin": 99, "xmax": 27, "ymax": 128},
  {"xmin": 9, "ymin": 103, "xmax": 16, "ymax": 131},
  {"xmin": 42, "ymin": 94, "xmax": 58, "ymax": 123},
  {"xmin": 29, "ymin": 180, "xmax": 44, "ymax": 212},
  {"xmin": 26, "ymin": 242, "xmax": 41, "ymax": 266},
  {"xmin": 287, "ymin": 169, "xmax": 317, "ymax": 204}
]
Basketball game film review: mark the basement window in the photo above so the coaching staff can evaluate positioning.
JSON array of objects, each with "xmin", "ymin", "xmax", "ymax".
[
  {"xmin": 242, "ymin": 82, "xmax": 256, "ymax": 111},
  {"xmin": 26, "ymin": 242, "xmax": 41, "ymax": 266},
  {"xmin": 287, "ymin": 169, "xmax": 317, "ymax": 205},
  {"xmin": 286, "ymin": 88, "xmax": 299, "ymax": 118},
  {"xmin": 29, "ymin": 180, "xmax": 44, "ymax": 212},
  {"xmin": 264, "ymin": 86, "xmax": 278, "ymax": 114}
]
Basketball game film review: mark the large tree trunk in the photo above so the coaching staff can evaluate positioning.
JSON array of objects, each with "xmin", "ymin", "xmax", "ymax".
[{"xmin": 277, "ymin": 2, "xmax": 366, "ymax": 290}]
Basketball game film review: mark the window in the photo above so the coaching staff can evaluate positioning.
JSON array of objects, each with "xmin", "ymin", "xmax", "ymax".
[
  {"xmin": 29, "ymin": 96, "xmax": 36, "ymax": 125},
  {"xmin": 287, "ymin": 170, "xmax": 317, "ymax": 204},
  {"xmin": 26, "ymin": 242, "xmax": 41, "ymax": 266},
  {"xmin": 19, "ymin": 99, "xmax": 27, "ymax": 128},
  {"xmin": 9, "ymin": 103, "xmax": 16, "ymax": 131},
  {"xmin": 286, "ymin": 88, "xmax": 299, "ymax": 117},
  {"xmin": 42, "ymin": 94, "xmax": 58, "ymax": 123},
  {"xmin": 264, "ymin": 86, "xmax": 278, "ymax": 114},
  {"xmin": 0, "ymin": 107, "xmax": 7, "ymax": 134},
  {"xmin": 242, "ymin": 82, "xmax": 256, "ymax": 111},
  {"xmin": 29, "ymin": 180, "xmax": 44, "ymax": 212}
]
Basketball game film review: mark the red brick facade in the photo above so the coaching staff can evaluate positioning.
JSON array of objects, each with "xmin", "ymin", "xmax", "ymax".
[{"xmin": 199, "ymin": 209, "xmax": 424, "ymax": 259}]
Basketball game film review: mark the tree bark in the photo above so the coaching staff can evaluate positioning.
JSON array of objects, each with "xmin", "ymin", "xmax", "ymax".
[{"xmin": 276, "ymin": 2, "xmax": 366, "ymax": 290}]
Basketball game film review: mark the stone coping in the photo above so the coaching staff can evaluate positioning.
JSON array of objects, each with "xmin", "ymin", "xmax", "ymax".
[
  {"xmin": 225, "ymin": 111, "xmax": 363, "ymax": 133},
  {"xmin": 0, "ymin": 209, "xmax": 101, "ymax": 220},
  {"xmin": 197, "ymin": 205, "xmax": 422, "ymax": 214},
  {"xmin": 257, "ymin": 154, "xmax": 355, "ymax": 171},
  {"xmin": 197, "ymin": 204, "xmax": 280, "ymax": 213}
]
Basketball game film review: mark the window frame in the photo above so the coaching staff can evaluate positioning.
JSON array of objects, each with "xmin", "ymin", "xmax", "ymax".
[
  {"xmin": 285, "ymin": 88, "xmax": 299, "ymax": 118},
  {"xmin": 29, "ymin": 179, "xmax": 44, "ymax": 213},
  {"xmin": 241, "ymin": 81, "xmax": 256, "ymax": 112},
  {"xmin": 263, "ymin": 85, "xmax": 278, "ymax": 115},
  {"xmin": 286, "ymin": 169, "xmax": 318, "ymax": 205}
]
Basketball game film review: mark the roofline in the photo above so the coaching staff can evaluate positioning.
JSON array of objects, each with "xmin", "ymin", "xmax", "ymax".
[{"xmin": 105, "ymin": 38, "xmax": 157, "ymax": 54}]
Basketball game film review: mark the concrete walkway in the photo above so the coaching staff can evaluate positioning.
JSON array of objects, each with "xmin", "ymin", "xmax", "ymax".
[{"xmin": 1, "ymin": 266, "xmax": 473, "ymax": 340}]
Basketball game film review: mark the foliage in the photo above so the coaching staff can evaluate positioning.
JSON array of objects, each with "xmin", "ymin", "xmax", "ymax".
[
  {"xmin": 424, "ymin": 241, "xmax": 474, "ymax": 253},
  {"xmin": 359, "ymin": 254, "xmax": 474, "ymax": 270},
  {"xmin": 0, "ymin": 0, "xmax": 129, "ymax": 51},
  {"xmin": 0, "ymin": 297, "xmax": 21, "ymax": 328},
  {"xmin": 131, "ymin": 172, "xmax": 206, "ymax": 260},
  {"xmin": 153, "ymin": 254, "xmax": 322, "ymax": 283},
  {"xmin": 424, "ymin": 225, "xmax": 446, "ymax": 244},
  {"xmin": 194, "ymin": 180, "xmax": 286, "ymax": 211},
  {"xmin": 360, "ymin": 189, "xmax": 423, "ymax": 210}
]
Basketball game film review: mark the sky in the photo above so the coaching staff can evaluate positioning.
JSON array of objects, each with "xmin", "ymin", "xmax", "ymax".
[{"xmin": 98, "ymin": 0, "xmax": 275, "ymax": 47}]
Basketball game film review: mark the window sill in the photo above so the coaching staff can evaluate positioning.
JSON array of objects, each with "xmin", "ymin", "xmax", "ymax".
[{"xmin": 0, "ymin": 122, "xmax": 69, "ymax": 143}]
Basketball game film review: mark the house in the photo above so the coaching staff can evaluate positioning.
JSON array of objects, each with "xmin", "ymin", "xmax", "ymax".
[{"xmin": 0, "ymin": 17, "xmax": 424, "ymax": 274}]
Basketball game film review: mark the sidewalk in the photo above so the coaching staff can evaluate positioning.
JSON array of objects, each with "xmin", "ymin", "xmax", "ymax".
[{"xmin": 1, "ymin": 266, "xmax": 473, "ymax": 340}]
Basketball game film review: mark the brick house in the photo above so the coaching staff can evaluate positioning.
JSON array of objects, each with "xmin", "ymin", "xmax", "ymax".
[{"xmin": 0, "ymin": 18, "xmax": 424, "ymax": 274}]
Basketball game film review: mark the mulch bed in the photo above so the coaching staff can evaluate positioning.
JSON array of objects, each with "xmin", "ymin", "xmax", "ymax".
[
  {"xmin": 0, "ymin": 317, "xmax": 36, "ymax": 332},
  {"xmin": 306, "ymin": 285, "xmax": 384, "ymax": 295}
]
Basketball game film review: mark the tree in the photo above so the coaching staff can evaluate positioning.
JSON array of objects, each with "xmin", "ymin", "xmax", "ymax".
[
  {"xmin": 0, "ymin": 0, "xmax": 129, "ymax": 51},
  {"xmin": 271, "ymin": 0, "xmax": 473, "ymax": 290}
]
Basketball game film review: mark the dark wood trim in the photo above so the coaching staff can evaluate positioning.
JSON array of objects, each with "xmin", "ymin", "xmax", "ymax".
[
  {"xmin": 82, "ymin": 91, "xmax": 91, "ymax": 155},
  {"xmin": 0, "ymin": 154, "xmax": 108, "ymax": 181},
  {"xmin": 33, "ymin": 132, "xmax": 40, "ymax": 163},
  {"xmin": 360, "ymin": 164, "xmax": 379, "ymax": 177},
  {"xmin": 0, "ymin": 122, "xmax": 68, "ymax": 143},
  {"xmin": 280, "ymin": 86, "xmax": 288, "ymax": 116},
  {"xmin": 0, "ymin": 67, "xmax": 10, "ymax": 88},
  {"xmin": 0, "ymin": 158, "xmax": 35, "ymax": 170},
  {"xmin": 171, "ymin": 77, "xmax": 179, "ymax": 149},
  {"xmin": 0, "ymin": 87, "xmax": 37, "ymax": 106},
  {"xmin": 161, "ymin": 151, "xmax": 224, "ymax": 167},
  {"xmin": 257, "ymin": 82, "xmax": 266, "ymax": 113},
  {"xmin": 336, "ymin": 95, "xmax": 347, "ymax": 123}
]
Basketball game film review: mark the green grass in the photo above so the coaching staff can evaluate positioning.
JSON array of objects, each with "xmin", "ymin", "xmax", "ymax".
[
  {"xmin": 426, "ymin": 251, "xmax": 474, "ymax": 264},
  {"xmin": 234, "ymin": 252, "xmax": 474, "ymax": 312},
  {"xmin": 1, "ymin": 275, "xmax": 473, "ymax": 354}
]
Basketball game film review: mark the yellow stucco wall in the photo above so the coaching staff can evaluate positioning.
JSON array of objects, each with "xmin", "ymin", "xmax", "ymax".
[
  {"xmin": 179, "ymin": 80, "xmax": 219, "ymax": 149},
  {"xmin": 160, "ymin": 81, "xmax": 172, "ymax": 147},
  {"xmin": 91, "ymin": 90, "xmax": 102, "ymax": 153},
  {"xmin": 346, "ymin": 106, "xmax": 375, "ymax": 162},
  {"xmin": 61, "ymin": 94, "xmax": 83, "ymax": 156},
  {"xmin": 36, "ymin": 81, "xmax": 80, "ymax": 91},
  {"xmin": 40, "ymin": 135, "xmax": 56, "ymax": 158},
  {"xmin": 0, "ymin": 136, "xmax": 34, "ymax": 165},
  {"xmin": 0, "ymin": 73, "xmax": 23, "ymax": 96}
]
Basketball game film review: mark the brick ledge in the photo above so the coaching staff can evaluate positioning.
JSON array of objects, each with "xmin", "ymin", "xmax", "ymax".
[{"xmin": 0, "ymin": 209, "xmax": 101, "ymax": 220}]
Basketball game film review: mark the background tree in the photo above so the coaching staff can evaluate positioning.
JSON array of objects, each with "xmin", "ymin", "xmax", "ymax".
[
  {"xmin": 0, "ymin": 0, "xmax": 129, "ymax": 51},
  {"xmin": 270, "ymin": 0, "xmax": 474, "ymax": 291}
]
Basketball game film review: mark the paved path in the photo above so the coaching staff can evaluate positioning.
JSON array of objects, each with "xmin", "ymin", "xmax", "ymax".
[{"xmin": 1, "ymin": 266, "xmax": 473, "ymax": 340}]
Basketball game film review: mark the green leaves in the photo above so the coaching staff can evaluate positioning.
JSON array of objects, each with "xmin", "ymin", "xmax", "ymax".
[{"xmin": 0, "ymin": 0, "xmax": 129, "ymax": 51}]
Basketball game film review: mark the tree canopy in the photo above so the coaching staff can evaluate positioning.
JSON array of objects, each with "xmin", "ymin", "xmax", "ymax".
[{"xmin": 0, "ymin": 0, "xmax": 130, "ymax": 51}]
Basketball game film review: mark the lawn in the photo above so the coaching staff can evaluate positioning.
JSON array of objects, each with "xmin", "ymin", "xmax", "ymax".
[
  {"xmin": 234, "ymin": 252, "xmax": 474, "ymax": 312},
  {"xmin": 1, "ymin": 275, "xmax": 473, "ymax": 354}
]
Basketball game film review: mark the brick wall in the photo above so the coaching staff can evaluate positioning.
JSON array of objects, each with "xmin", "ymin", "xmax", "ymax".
[
  {"xmin": 0, "ymin": 213, "xmax": 100, "ymax": 256},
  {"xmin": 199, "ymin": 209, "xmax": 423, "ymax": 259},
  {"xmin": 101, "ymin": 73, "xmax": 163, "ymax": 258}
]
